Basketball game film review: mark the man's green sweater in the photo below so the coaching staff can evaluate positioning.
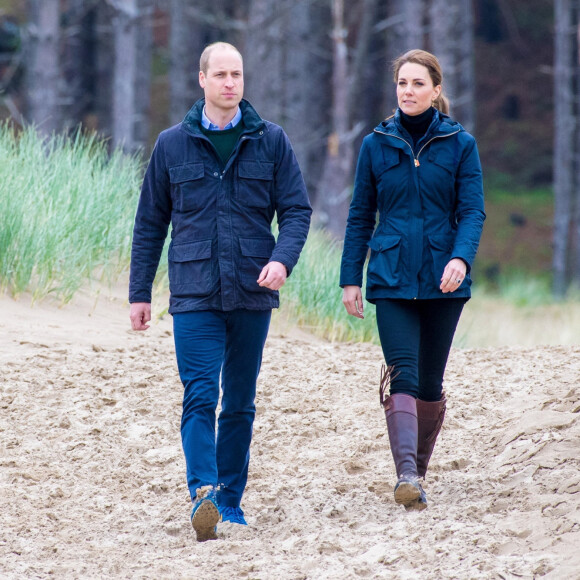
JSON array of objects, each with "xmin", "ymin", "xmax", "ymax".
[{"xmin": 201, "ymin": 122, "xmax": 245, "ymax": 168}]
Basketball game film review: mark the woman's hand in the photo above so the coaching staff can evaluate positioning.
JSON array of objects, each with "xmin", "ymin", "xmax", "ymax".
[
  {"xmin": 440, "ymin": 258, "xmax": 467, "ymax": 293},
  {"xmin": 342, "ymin": 285, "xmax": 365, "ymax": 318}
]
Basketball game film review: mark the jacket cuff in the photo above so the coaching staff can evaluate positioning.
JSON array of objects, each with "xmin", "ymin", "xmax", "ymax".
[{"xmin": 129, "ymin": 290, "xmax": 152, "ymax": 304}]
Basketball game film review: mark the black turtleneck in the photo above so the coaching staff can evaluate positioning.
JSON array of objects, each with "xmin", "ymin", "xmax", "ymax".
[{"xmin": 400, "ymin": 107, "xmax": 435, "ymax": 148}]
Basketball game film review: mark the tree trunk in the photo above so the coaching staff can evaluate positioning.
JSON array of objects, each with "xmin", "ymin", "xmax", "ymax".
[
  {"xmin": 574, "ymin": 9, "xmax": 580, "ymax": 288},
  {"xmin": 169, "ymin": 0, "xmax": 206, "ymax": 125},
  {"xmin": 553, "ymin": 0, "xmax": 575, "ymax": 297},
  {"xmin": 457, "ymin": 0, "xmax": 475, "ymax": 132},
  {"xmin": 388, "ymin": 0, "xmax": 425, "ymax": 54},
  {"xmin": 278, "ymin": 0, "xmax": 322, "ymax": 196},
  {"xmin": 347, "ymin": 0, "xmax": 379, "ymax": 120},
  {"xmin": 112, "ymin": 0, "xmax": 136, "ymax": 150},
  {"xmin": 384, "ymin": 0, "xmax": 425, "ymax": 115},
  {"xmin": 244, "ymin": 0, "xmax": 283, "ymax": 123},
  {"xmin": 112, "ymin": 0, "xmax": 153, "ymax": 152},
  {"xmin": 61, "ymin": 0, "xmax": 99, "ymax": 132},
  {"xmin": 94, "ymin": 2, "xmax": 115, "ymax": 139},
  {"xmin": 25, "ymin": 0, "xmax": 61, "ymax": 134},
  {"xmin": 429, "ymin": 0, "xmax": 475, "ymax": 131},
  {"xmin": 133, "ymin": 0, "xmax": 154, "ymax": 149},
  {"xmin": 315, "ymin": 0, "xmax": 353, "ymax": 238}
]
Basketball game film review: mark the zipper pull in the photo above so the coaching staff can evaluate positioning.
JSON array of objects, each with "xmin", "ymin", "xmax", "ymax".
[{"xmin": 414, "ymin": 158, "xmax": 420, "ymax": 168}]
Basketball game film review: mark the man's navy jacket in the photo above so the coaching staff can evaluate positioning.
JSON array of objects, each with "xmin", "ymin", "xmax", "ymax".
[{"xmin": 130, "ymin": 98, "xmax": 312, "ymax": 313}]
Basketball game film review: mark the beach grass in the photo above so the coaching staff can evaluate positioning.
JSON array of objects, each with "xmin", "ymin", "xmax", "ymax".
[{"xmin": 0, "ymin": 124, "xmax": 148, "ymax": 301}]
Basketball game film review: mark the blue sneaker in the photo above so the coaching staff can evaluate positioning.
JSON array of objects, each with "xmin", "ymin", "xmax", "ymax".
[
  {"xmin": 191, "ymin": 486, "xmax": 220, "ymax": 542},
  {"xmin": 220, "ymin": 506, "xmax": 247, "ymax": 525}
]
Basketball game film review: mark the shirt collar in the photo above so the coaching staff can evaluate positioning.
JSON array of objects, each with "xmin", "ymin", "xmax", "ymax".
[{"xmin": 201, "ymin": 106, "xmax": 242, "ymax": 130}]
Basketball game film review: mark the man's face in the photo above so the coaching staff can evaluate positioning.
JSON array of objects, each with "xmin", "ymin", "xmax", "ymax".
[{"xmin": 199, "ymin": 48, "xmax": 244, "ymax": 116}]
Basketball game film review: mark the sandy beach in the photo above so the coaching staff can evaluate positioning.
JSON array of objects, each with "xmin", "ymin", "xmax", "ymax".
[{"xmin": 1, "ymin": 288, "xmax": 579, "ymax": 579}]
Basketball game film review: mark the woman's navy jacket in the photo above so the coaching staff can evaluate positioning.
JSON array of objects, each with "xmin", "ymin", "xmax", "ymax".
[
  {"xmin": 129, "ymin": 98, "xmax": 312, "ymax": 313},
  {"xmin": 340, "ymin": 109, "xmax": 485, "ymax": 301}
]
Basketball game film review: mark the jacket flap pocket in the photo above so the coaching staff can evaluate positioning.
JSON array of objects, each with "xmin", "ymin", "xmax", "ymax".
[
  {"xmin": 368, "ymin": 235, "xmax": 401, "ymax": 252},
  {"xmin": 239, "ymin": 237, "xmax": 275, "ymax": 258},
  {"xmin": 428, "ymin": 148, "xmax": 456, "ymax": 173},
  {"xmin": 238, "ymin": 161, "xmax": 274, "ymax": 180},
  {"xmin": 380, "ymin": 146, "xmax": 401, "ymax": 171},
  {"xmin": 169, "ymin": 162, "xmax": 204, "ymax": 184},
  {"xmin": 429, "ymin": 235, "xmax": 452, "ymax": 251},
  {"xmin": 169, "ymin": 239, "xmax": 211, "ymax": 262}
]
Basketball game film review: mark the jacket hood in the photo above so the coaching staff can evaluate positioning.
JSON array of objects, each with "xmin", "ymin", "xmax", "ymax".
[
  {"xmin": 181, "ymin": 98, "xmax": 266, "ymax": 136},
  {"xmin": 374, "ymin": 108, "xmax": 464, "ymax": 140}
]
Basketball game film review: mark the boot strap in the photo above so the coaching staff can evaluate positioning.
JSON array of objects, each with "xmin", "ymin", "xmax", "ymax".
[{"xmin": 379, "ymin": 363, "xmax": 400, "ymax": 409}]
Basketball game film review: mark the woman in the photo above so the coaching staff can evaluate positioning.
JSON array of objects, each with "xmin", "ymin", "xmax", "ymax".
[{"xmin": 340, "ymin": 49, "xmax": 485, "ymax": 511}]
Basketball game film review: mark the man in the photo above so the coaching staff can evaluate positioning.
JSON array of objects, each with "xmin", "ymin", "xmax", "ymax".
[{"xmin": 129, "ymin": 42, "xmax": 311, "ymax": 542}]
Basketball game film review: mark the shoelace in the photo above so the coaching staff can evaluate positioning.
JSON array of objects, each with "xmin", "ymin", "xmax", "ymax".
[{"xmin": 220, "ymin": 506, "xmax": 246, "ymax": 525}]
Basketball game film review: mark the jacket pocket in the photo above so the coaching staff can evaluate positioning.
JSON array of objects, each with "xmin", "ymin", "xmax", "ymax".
[
  {"xmin": 378, "ymin": 146, "xmax": 401, "ymax": 175},
  {"xmin": 367, "ymin": 234, "xmax": 402, "ymax": 288},
  {"xmin": 238, "ymin": 237, "xmax": 276, "ymax": 293},
  {"xmin": 428, "ymin": 148, "xmax": 456, "ymax": 177},
  {"xmin": 168, "ymin": 239, "xmax": 215, "ymax": 297},
  {"xmin": 236, "ymin": 161, "xmax": 274, "ymax": 208},
  {"xmin": 428, "ymin": 234, "xmax": 453, "ymax": 280},
  {"xmin": 169, "ymin": 162, "xmax": 207, "ymax": 212}
]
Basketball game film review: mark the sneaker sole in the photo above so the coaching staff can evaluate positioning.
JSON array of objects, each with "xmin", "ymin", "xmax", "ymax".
[
  {"xmin": 404, "ymin": 497, "xmax": 428, "ymax": 511},
  {"xmin": 191, "ymin": 500, "xmax": 220, "ymax": 542},
  {"xmin": 394, "ymin": 481, "xmax": 421, "ymax": 506}
]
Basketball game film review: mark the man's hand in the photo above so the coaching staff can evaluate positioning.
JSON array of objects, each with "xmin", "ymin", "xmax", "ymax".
[
  {"xmin": 130, "ymin": 302, "xmax": 152, "ymax": 331},
  {"xmin": 257, "ymin": 261, "xmax": 287, "ymax": 291},
  {"xmin": 342, "ymin": 285, "xmax": 364, "ymax": 319}
]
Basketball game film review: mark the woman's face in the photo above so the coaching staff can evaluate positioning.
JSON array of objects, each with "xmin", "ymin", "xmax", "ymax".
[{"xmin": 396, "ymin": 62, "xmax": 441, "ymax": 116}]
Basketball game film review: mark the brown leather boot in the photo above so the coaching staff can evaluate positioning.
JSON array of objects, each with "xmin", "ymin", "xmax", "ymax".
[
  {"xmin": 380, "ymin": 367, "xmax": 423, "ymax": 510},
  {"xmin": 416, "ymin": 393, "xmax": 447, "ymax": 479}
]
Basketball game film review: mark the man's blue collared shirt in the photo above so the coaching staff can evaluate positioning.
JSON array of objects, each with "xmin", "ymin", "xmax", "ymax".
[{"xmin": 201, "ymin": 106, "xmax": 242, "ymax": 130}]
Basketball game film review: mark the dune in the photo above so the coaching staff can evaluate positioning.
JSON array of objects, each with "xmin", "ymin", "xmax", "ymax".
[{"xmin": 0, "ymin": 288, "xmax": 578, "ymax": 579}]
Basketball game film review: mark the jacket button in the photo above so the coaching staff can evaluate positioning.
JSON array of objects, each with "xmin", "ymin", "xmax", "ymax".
[
  {"xmin": 259, "ymin": 131, "xmax": 263, "ymax": 135},
  {"xmin": 213, "ymin": 172, "xmax": 218, "ymax": 177}
]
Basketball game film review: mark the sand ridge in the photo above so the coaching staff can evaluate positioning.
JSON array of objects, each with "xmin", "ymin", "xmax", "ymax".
[{"xmin": 0, "ymin": 291, "xmax": 579, "ymax": 579}]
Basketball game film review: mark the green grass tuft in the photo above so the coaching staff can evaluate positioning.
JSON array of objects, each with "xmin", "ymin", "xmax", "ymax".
[
  {"xmin": 280, "ymin": 228, "xmax": 379, "ymax": 344},
  {"xmin": 0, "ymin": 124, "xmax": 145, "ymax": 301}
]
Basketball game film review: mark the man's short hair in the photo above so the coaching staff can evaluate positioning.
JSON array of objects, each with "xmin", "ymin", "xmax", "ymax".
[{"xmin": 200, "ymin": 42, "xmax": 243, "ymax": 75}]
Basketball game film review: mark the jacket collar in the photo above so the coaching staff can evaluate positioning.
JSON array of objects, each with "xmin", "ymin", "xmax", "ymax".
[
  {"xmin": 374, "ymin": 108, "xmax": 463, "ymax": 142},
  {"xmin": 181, "ymin": 98, "xmax": 266, "ymax": 137}
]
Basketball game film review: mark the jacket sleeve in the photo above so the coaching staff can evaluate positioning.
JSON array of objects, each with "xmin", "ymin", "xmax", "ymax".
[
  {"xmin": 339, "ymin": 138, "xmax": 377, "ymax": 287},
  {"xmin": 451, "ymin": 136, "xmax": 486, "ymax": 272},
  {"xmin": 129, "ymin": 136, "xmax": 172, "ymax": 303},
  {"xmin": 269, "ymin": 129, "xmax": 312, "ymax": 275}
]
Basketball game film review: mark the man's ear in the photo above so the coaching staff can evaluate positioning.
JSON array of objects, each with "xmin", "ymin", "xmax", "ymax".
[{"xmin": 199, "ymin": 71, "xmax": 206, "ymax": 89}]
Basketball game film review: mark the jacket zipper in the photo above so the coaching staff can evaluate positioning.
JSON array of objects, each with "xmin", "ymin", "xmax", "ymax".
[
  {"xmin": 374, "ymin": 129, "xmax": 460, "ymax": 167},
  {"xmin": 414, "ymin": 130, "xmax": 460, "ymax": 166}
]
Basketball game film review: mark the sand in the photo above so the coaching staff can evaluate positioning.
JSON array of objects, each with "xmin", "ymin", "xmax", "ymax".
[{"xmin": 1, "ymin": 288, "xmax": 579, "ymax": 579}]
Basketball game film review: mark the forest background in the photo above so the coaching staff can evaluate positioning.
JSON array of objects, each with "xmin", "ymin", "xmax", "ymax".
[
  {"xmin": 3, "ymin": 6, "xmax": 580, "ymax": 579},
  {"xmin": 0, "ymin": 0, "xmax": 577, "ymax": 346}
]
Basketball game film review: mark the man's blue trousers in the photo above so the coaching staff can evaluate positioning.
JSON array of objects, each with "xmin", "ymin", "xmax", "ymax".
[{"xmin": 173, "ymin": 309, "xmax": 271, "ymax": 508}]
